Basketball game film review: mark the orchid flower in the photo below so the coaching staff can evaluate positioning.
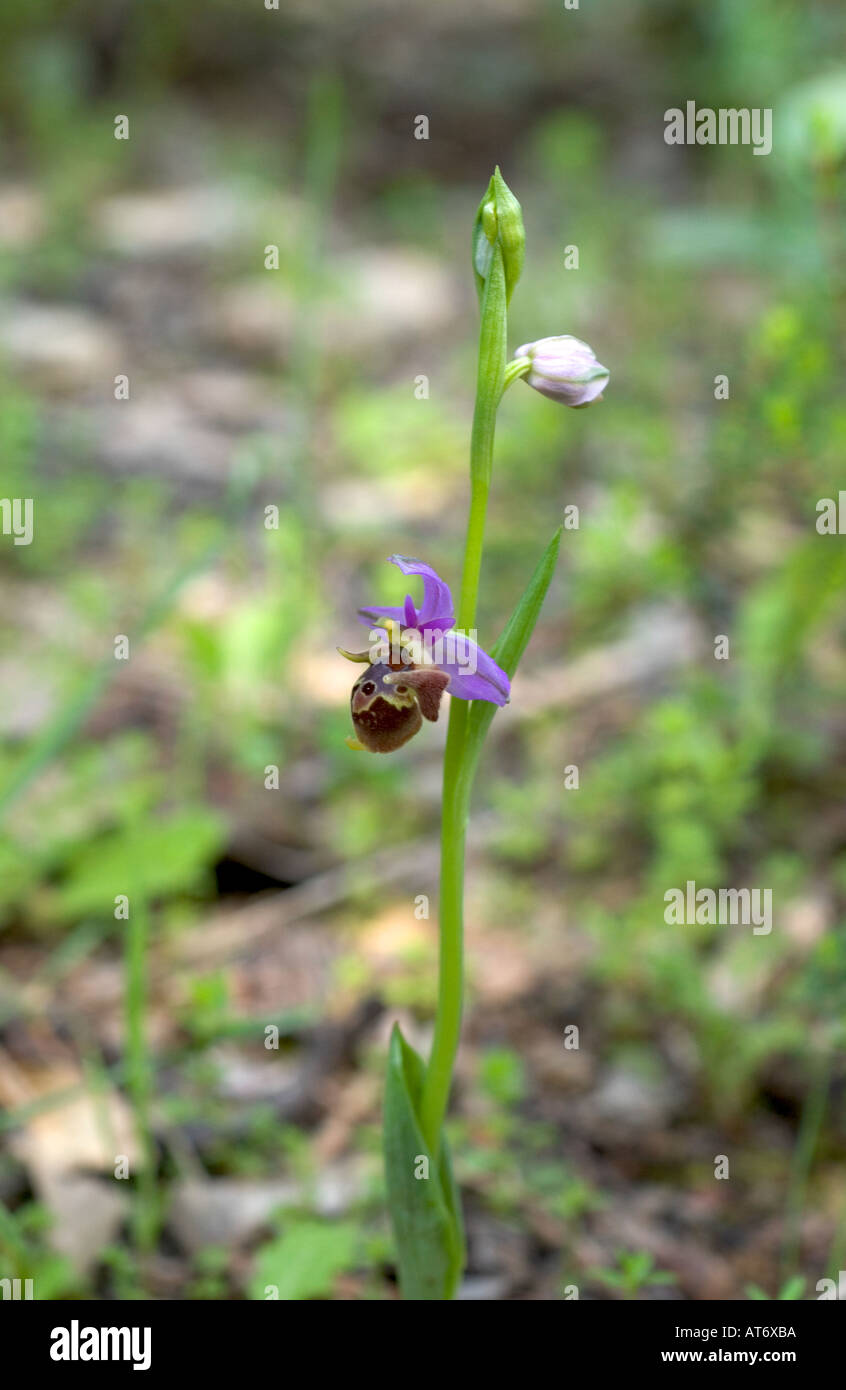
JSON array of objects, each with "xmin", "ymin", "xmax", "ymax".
[{"xmin": 340, "ymin": 556, "xmax": 510, "ymax": 752}]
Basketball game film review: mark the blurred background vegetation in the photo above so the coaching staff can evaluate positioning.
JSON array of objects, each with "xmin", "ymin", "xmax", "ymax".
[{"xmin": 0, "ymin": 0, "xmax": 845, "ymax": 1300}]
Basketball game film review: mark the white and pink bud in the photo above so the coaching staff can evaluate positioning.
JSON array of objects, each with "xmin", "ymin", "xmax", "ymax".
[{"xmin": 514, "ymin": 335, "xmax": 609, "ymax": 407}]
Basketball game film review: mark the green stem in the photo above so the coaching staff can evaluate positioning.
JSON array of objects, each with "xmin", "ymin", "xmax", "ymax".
[
  {"xmin": 126, "ymin": 884, "xmax": 156, "ymax": 1257},
  {"xmin": 501, "ymin": 356, "xmax": 531, "ymax": 395},
  {"xmin": 419, "ymin": 246, "xmax": 507, "ymax": 1155},
  {"xmin": 457, "ymin": 247, "xmax": 508, "ymax": 628},
  {"xmin": 781, "ymin": 1049, "xmax": 831, "ymax": 1279}
]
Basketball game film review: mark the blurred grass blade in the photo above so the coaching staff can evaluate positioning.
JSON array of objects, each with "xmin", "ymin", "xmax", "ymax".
[{"xmin": 383, "ymin": 1023, "xmax": 464, "ymax": 1300}]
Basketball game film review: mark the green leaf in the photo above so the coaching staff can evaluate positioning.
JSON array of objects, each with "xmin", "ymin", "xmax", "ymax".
[
  {"xmin": 489, "ymin": 525, "xmax": 563, "ymax": 675},
  {"xmin": 463, "ymin": 525, "xmax": 563, "ymax": 769},
  {"xmin": 746, "ymin": 1276, "xmax": 806, "ymax": 1300},
  {"xmin": 779, "ymin": 1275, "xmax": 806, "ymax": 1300},
  {"xmin": 249, "ymin": 1218, "xmax": 359, "ymax": 1301},
  {"xmin": 54, "ymin": 807, "xmax": 225, "ymax": 918},
  {"xmin": 383, "ymin": 1022, "xmax": 464, "ymax": 1300}
]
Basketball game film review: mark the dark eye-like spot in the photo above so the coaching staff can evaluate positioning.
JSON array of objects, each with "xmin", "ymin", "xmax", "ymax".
[
  {"xmin": 395, "ymin": 684, "xmax": 408, "ymax": 694},
  {"xmin": 361, "ymin": 680, "xmax": 376, "ymax": 695}
]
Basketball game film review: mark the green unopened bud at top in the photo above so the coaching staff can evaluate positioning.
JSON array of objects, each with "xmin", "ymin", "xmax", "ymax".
[{"xmin": 472, "ymin": 167, "xmax": 525, "ymax": 305}]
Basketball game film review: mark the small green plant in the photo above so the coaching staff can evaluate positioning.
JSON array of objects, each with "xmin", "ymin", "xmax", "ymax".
[
  {"xmin": 0, "ymin": 1200, "xmax": 77, "ymax": 1300},
  {"xmin": 187, "ymin": 1246, "xmax": 231, "ymax": 1301},
  {"xmin": 249, "ymin": 1217, "xmax": 360, "ymax": 1301},
  {"xmin": 588, "ymin": 1249, "xmax": 677, "ymax": 1300},
  {"xmin": 478, "ymin": 1047, "xmax": 528, "ymax": 1108},
  {"xmin": 746, "ymin": 1275, "xmax": 806, "ymax": 1301}
]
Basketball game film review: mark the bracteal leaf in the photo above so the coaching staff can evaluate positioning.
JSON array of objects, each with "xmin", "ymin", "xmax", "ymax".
[
  {"xmin": 463, "ymin": 525, "xmax": 563, "ymax": 766},
  {"xmin": 490, "ymin": 524, "xmax": 563, "ymax": 673},
  {"xmin": 383, "ymin": 1023, "xmax": 464, "ymax": 1300}
]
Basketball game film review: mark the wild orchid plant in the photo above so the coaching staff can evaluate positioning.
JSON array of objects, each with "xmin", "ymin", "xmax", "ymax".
[{"xmin": 339, "ymin": 169, "xmax": 609, "ymax": 1300}]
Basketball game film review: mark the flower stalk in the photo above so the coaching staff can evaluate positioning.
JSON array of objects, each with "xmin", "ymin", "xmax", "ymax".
[
  {"xmin": 419, "ymin": 239, "xmax": 508, "ymax": 1154},
  {"xmin": 344, "ymin": 167, "xmax": 609, "ymax": 1298}
]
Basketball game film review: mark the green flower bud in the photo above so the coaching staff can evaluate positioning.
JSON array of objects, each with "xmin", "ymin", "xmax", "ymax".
[
  {"xmin": 472, "ymin": 166, "xmax": 525, "ymax": 305},
  {"xmin": 481, "ymin": 198, "xmax": 498, "ymax": 245}
]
